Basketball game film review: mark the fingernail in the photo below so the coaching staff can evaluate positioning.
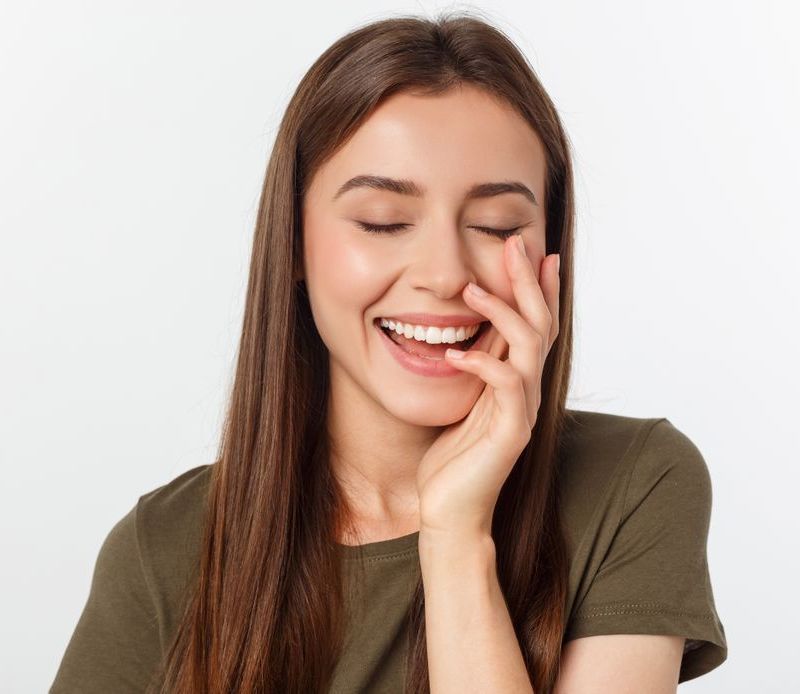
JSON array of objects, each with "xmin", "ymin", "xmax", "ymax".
[
  {"xmin": 467, "ymin": 282, "xmax": 487, "ymax": 296},
  {"xmin": 445, "ymin": 348, "xmax": 465, "ymax": 359},
  {"xmin": 516, "ymin": 235, "xmax": 527, "ymax": 257}
]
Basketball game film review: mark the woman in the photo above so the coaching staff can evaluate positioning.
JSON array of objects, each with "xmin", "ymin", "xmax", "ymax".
[{"xmin": 51, "ymin": 11, "xmax": 727, "ymax": 693}]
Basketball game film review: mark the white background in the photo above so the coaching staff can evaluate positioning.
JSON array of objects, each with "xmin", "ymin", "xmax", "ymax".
[{"xmin": 1, "ymin": 1, "xmax": 797, "ymax": 692}]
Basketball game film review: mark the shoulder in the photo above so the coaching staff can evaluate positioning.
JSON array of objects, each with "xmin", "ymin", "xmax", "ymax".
[
  {"xmin": 136, "ymin": 463, "xmax": 214, "ymax": 534},
  {"xmin": 558, "ymin": 408, "xmax": 666, "ymax": 498},
  {"xmin": 93, "ymin": 464, "xmax": 213, "ymax": 575},
  {"xmin": 559, "ymin": 408, "xmax": 708, "ymax": 484},
  {"xmin": 50, "ymin": 465, "xmax": 214, "ymax": 692},
  {"xmin": 133, "ymin": 464, "xmax": 215, "ymax": 618},
  {"xmin": 558, "ymin": 409, "xmax": 712, "ymax": 545},
  {"xmin": 558, "ymin": 411, "xmax": 726, "ymax": 682}
]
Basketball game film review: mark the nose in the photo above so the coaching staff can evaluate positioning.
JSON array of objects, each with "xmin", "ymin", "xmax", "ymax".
[{"xmin": 405, "ymin": 227, "xmax": 477, "ymax": 299}]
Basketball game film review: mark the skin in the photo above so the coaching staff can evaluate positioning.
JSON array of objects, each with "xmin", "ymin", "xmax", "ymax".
[
  {"xmin": 300, "ymin": 83, "xmax": 684, "ymax": 691},
  {"xmin": 301, "ymin": 83, "xmax": 547, "ymax": 541}
]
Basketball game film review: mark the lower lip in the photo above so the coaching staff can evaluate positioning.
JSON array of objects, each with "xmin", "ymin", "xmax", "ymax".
[{"xmin": 374, "ymin": 321, "xmax": 491, "ymax": 378}]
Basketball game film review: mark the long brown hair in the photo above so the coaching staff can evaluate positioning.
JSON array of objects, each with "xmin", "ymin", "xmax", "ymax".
[{"xmin": 154, "ymin": 9, "xmax": 577, "ymax": 694}]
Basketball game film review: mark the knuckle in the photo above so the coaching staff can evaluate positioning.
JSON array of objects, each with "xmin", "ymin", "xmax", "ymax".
[
  {"xmin": 503, "ymin": 366, "xmax": 523, "ymax": 389},
  {"xmin": 530, "ymin": 331, "xmax": 545, "ymax": 355}
]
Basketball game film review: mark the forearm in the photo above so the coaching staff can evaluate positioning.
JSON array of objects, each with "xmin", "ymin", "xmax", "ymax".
[{"xmin": 418, "ymin": 530, "xmax": 534, "ymax": 693}]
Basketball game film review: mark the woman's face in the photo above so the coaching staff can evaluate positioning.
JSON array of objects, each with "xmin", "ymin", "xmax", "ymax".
[{"xmin": 301, "ymin": 84, "xmax": 548, "ymax": 427}]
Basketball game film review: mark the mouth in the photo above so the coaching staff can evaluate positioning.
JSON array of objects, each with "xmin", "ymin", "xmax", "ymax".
[{"xmin": 374, "ymin": 318, "xmax": 491, "ymax": 355}]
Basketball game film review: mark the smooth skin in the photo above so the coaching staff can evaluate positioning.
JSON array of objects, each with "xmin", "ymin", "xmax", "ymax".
[{"xmin": 300, "ymin": 83, "xmax": 684, "ymax": 692}]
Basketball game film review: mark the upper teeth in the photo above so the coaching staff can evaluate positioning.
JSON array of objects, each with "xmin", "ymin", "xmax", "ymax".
[{"xmin": 379, "ymin": 318, "xmax": 482, "ymax": 345}]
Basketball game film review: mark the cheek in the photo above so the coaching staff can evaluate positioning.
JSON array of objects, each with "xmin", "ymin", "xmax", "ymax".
[
  {"xmin": 312, "ymin": 228, "xmax": 382, "ymax": 284},
  {"xmin": 304, "ymin": 226, "xmax": 389, "ymax": 325}
]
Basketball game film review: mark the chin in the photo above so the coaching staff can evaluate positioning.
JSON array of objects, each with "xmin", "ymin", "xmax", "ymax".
[{"xmin": 381, "ymin": 387, "xmax": 480, "ymax": 427}]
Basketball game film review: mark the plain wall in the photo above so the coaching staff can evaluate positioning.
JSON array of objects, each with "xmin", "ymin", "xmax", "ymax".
[{"xmin": 1, "ymin": 1, "xmax": 797, "ymax": 691}]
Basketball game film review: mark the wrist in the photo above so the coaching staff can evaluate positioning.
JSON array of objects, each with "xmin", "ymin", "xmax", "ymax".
[{"xmin": 418, "ymin": 526, "xmax": 496, "ymax": 562}]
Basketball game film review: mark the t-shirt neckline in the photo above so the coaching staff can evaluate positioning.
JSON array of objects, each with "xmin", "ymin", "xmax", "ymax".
[{"xmin": 335, "ymin": 530, "xmax": 420, "ymax": 560}]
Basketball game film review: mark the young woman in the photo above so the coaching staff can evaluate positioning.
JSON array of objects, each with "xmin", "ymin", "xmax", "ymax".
[{"xmin": 51, "ymin": 11, "xmax": 727, "ymax": 694}]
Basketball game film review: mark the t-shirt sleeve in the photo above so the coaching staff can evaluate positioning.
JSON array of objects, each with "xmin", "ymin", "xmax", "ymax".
[
  {"xmin": 50, "ymin": 501, "xmax": 163, "ymax": 693},
  {"xmin": 563, "ymin": 418, "xmax": 728, "ymax": 683}
]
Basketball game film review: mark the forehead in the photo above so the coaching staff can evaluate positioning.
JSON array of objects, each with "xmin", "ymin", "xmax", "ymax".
[{"xmin": 309, "ymin": 84, "xmax": 547, "ymax": 204}]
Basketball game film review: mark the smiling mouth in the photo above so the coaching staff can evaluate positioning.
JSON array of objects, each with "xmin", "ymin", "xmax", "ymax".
[{"xmin": 376, "ymin": 319, "xmax": 491, "ymax": 354}]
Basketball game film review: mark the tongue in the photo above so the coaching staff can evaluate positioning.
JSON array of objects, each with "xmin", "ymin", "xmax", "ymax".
[{"xmin": 387, "ymin": 329, "xmax": 460, "ymax": 358}]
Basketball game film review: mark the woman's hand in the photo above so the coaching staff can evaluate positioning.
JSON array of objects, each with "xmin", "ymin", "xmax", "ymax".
[{"xmin": 416, "ymin": 235, "xmax": 561, "ymax": 538}]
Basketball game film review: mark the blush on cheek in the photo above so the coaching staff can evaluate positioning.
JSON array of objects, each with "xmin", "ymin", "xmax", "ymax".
[{"xmin": 308, "ymin": 232, "xmax": 399, "ymax": 341}]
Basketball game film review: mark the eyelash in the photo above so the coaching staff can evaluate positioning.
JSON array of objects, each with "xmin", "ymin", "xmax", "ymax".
[{"xmin": 355, "ymin": 222, "xmax": 522, "ymax": 239}]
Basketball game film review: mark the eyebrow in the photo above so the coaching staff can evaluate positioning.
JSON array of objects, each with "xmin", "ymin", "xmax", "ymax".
[{"xmin": 332, "ymin": 174, "xmax": 538, "ymax": 206}]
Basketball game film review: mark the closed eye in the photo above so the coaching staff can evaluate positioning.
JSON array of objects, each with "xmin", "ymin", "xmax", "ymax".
[{"xmin": 355, "ymin": 221, "xmax": 522, "ymax": 239}]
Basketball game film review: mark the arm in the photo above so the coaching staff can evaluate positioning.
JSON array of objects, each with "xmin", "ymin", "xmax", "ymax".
[
  {"xmin": 413, "ymin": 238, "xmax": 560, "ymax": 693},
  {"xmin": 419, "ymin": 529, "xmax": 533, "ymax": 694},
  {"xmin": 554, "ymin": 634, "xmax": 684, "ymax": 694},
  {"xmin": 557, "ymin": 419, "xmax": 727, "ymax": 686}
]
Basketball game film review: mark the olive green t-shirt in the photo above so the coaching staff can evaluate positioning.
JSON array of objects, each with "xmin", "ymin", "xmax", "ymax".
[{"xmin": 50, "ymin": 410, "xmax": 727, "ymax": 692}]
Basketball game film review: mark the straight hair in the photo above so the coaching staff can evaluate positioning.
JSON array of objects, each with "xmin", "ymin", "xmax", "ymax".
[{"xmin": 153, "ymin": 10, "xmax": 578, "ymax": 694}]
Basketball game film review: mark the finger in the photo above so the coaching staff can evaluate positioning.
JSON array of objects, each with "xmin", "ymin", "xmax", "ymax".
[
  {"xmin": 543, "ymin": 253, "xmax": 560, "ymax": 348},
  {"xmin": 444, "ymin": 347, "xmax": 532, "ymax": 438},
  {"xmin": 462, "ymin": 278, "xmax": 535, "ymax": 367},
  {"xmin": 504, "ymin": 235, "xmax": 557, "ymax": 353},
  {"xmin": 462, "ymin": 274, "xmax": 541, "ymax": 415}
]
